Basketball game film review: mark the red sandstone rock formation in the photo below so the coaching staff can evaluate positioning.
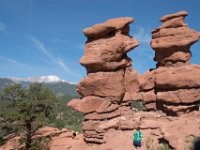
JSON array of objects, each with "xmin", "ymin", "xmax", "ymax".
[
  {"xmin": 67, "ymin": 11, "xmax": 200, "ymax": 149},
  {"xmin": 68, "ymin": 17, "xmax": 139, "ymax": 144},
  {"xmin": 135, "ymin": 11, "xmax": 200, "ymax": 115},
  {"xmin": 80, "ymin": 17, "xmax": 137, "ymax": 73},
  {"xmin": 1, "ymin": 112, "xmax": 200, "ymax": 150},
  {"xmin": 151, "ymin": 11, "xmax": 200, "ymax": 67},
  {"xmin": 149, "ymin": 11, "xmax": 200, "ymax": 115}
]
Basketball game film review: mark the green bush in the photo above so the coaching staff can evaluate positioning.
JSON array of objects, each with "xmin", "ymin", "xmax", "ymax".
[
  {"xmin": 29, "ymin": 137, "xmax": 50, "ymax": 150},
  {"xmin": 131, "ymin": 101, "xmax": 144, "ymax": 111},
  {"xmin": 146, "ymin": 137, "xmax": 155, "ymax": 150},
  {"xmin": 158, "ymin": 143, "xmax": 171, "ymax": 150}
]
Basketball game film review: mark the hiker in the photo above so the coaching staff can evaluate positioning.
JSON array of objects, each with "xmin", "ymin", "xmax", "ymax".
[{"xmin": 133, "ymin": 127, "xmax": 143, "ymax": 150}]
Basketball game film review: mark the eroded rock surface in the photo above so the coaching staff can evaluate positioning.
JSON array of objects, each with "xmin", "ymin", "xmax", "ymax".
[
  {"xmin": 68, "ymin": 17, "xmax": 139, "ymax": 144},
  {"xmin": 149, "ymin": 11, "xmax": 200, "ymax": 115},
  {"xmin": 1, "ymin": 112, "xmax": 200, "ymax": 150},
  {"xmin": 151, "ymin": 11, "xmax": 200, "ymax": 67},
  {"xmin": 67, "ymin": 11, "xmax": 200, "ymax": 148}
]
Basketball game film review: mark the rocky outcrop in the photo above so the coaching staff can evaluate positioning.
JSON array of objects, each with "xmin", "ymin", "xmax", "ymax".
[
  {"xmin": 150, "ymin": 11, "xmax": 200, "ymax": 115},
  {"xmin": 151, "ymin": 11, "xmax": 200, "ymax": 67},
  {"xmin": 136, "ymin": 11, "xmax": 200, "ymax": 115},
  {"xmin": 68, "ymin": 17, "xmax": 139, "ymax": 144},
  {"xmin": 0, "ymin": 127, "xmax": 78, "ymax": 150},
  {"xmin": 80, "ymin": 17, "xmax": 138, "ymax": 73},
  {"xmin": 68, "ymin": 11, "xmax": 200, "ymax": 147},
  {"xmin": 2, "ymin": 112, "xmax": 200, "ymax": 150}
]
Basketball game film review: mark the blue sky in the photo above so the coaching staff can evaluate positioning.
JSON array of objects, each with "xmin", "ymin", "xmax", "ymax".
[{"xmin": 0, "ymin": 0, "xmax": 200, "ymax": 83}]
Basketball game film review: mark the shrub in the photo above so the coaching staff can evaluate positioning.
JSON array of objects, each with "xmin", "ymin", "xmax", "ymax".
[
  {"xmin": 131, "ymin": 101, "xmax": 144, "ymax": 111},
  {"xmin": 158, "ymin": 143, "xmax": 171, "ymax": 150},
  {"xmin": 146, "ymin": 137, "xmax": 155, "ymax": 150}
]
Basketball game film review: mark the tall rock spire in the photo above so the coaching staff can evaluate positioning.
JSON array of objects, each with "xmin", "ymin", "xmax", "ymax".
[
  {"xmin": 148, "ymin": 11, "xmax": 200, "ymax": 115},
  {"xmin": 151, "ymin": 11, "xmax": 200, "ymax": 67},
  {"xmin": 68, "ymin": 17, "xmax": 139, "ymax": 143}
]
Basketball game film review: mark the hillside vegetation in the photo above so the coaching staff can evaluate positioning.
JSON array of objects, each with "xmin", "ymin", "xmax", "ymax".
[
  {"xmin": 0, "ymin": 78, "xmax": 78, "ymax": 96},
  {"xmin": 0, "ymin": 82, "xmax": 83, "ymax": 148}
]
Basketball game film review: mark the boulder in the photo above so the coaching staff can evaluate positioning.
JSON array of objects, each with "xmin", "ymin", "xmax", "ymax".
[
  {"xmin": 144, "ymin": 102, "xmax": 157, "ymax": 111},
  {"xmin": 80, "ymin": 34, "xmax": 138, "ymax": 72},
  {"xmin": 138, "ymin": 70, "xmax": 155, "ymax": 91},
  {"xmin": 77, "ymin": 70, "xmax": 125, "ymax": 98},
  {"xmin": 155, "ymin": 65, "xmax": 200, "ymax": 90},
  {"xmin": 84, "ymin": 109, "xmax": 121, "ymax": 121},
  {"xmin": 83, "ymin": 17, "xmax": 134, "ymax": 38},
  {"xmin": 154, "ymin": 48, "xmax": 191, "ymax": 67},
  {"xmin": 151, "ymin": 27, "xmax": 199, "ymax": 50},
  {"xmin": 96, "ymin": 103, "xmax": 119, "ymax": 114},
  {"xmin": 157, "ymin": 88, "xmax": 200, "ymax": 103},
  {"xmin": 160, "ymin": 16, "xmax": 187, "ymax": 29},
  {"xmin": 141, "ymin": 90, "xmax": 156, "ymax": 102},
  {"xmin": 160, "ymin": 11, "xmax": 188, "ymax": 22},
  {"xmin": 67, "ymin": 96, "xmax": 105, "ymax": 114},
  {"xmin": 83, "ymin": 23, "xmax": 115, "ymax": 38}
]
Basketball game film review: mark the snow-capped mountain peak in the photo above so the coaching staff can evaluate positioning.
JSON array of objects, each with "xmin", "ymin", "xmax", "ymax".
[
  {"xmin": 40, "ymin": 75, "xmax": 64, "ymax": 83},
  {"xmin": 6, "ymin": 75, "xmax": 65, "ymax": 83}
]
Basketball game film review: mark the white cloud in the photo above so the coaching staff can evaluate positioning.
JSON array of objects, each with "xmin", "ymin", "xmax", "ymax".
[
  {"xmin": 133, "ymin": 26, "xmax": 151, "ymax": 44},
  {"xmin": 31, "ymin": 36, "xmax": 80, "ymax": 77},
  {"xmin": 0, "ymin": 22, "xmax": 8, "ymax": 34},
  {"xmin": 0, "ymin": 55, "xmax": 23, "ymax": 65}
]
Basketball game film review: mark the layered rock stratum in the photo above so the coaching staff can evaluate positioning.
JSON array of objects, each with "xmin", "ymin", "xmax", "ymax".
[
  {"xmin": 67, "ymin": 11, "xmax": 200, "ymax": 149},
  {"xmin": 144, "ymin": 11, "xmax": 200, "ymax": 115},
  {"xmin": 68, "ymin": 17, "xmax": 139, "ymax": 144}
]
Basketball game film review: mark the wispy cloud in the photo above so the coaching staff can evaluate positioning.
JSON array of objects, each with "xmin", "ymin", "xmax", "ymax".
[
  {"xmin": 31, "ymin": 36, "xmax": 80, "ymax": 77},
  {"xmin": 0, "ymin": 22, "xmax": 8, "ymax": 35},
  {"xmin": 0, "ymin": 55, "xmax": 23, "ymax": 65},
  {"xmin": 133, "ymin": 26, "xmax": 151, "ymax": 44}
]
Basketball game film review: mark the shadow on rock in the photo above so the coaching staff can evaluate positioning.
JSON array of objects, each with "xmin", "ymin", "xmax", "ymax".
[{"xmin": 193, "ymin": 137, "xmax": 200, "ymax": 150}]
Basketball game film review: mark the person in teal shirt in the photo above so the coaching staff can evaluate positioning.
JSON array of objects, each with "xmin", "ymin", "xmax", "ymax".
[{"xmin": 133, "ymin": 127, "xmax": 143, "ymax": 150}]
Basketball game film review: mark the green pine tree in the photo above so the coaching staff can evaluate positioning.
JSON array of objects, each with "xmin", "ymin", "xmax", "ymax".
[{"xmin": 0, "ymin": 83, "xmax": 57, "ymax": 149}]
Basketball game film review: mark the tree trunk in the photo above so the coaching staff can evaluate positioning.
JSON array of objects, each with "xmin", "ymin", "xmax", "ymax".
[{"xmin": 25, "ymin": 120, "xmax": 32, "ymax": 150}]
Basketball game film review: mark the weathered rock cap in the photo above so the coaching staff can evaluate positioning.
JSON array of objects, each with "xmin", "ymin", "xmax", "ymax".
[
  {"xmin": 83, "ymin": 24, "xmax": 115, "ymax": 38},
  {"xmin": 151, "ymin": 11, "xmax": 200, "ymax": 51},
  {"xmin": 83, "ymin": 17, "xmax": 133, "ymax": 38},
  {"xmin": 160, "ymin": 11, "xmax": 188, "ymax": 22},
  {"xmin": 106, "ymin": 17, "xmax": 133, "ymax": 29}
]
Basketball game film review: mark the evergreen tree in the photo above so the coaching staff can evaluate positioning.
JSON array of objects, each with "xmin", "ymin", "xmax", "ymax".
[{"xmin": 0, "ymin": 83, "xmax": 57, "ymax": 149}]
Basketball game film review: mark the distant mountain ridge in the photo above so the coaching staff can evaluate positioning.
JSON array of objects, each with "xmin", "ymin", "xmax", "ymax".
[
  {"xmin": 0, "ymin": 76, "xmax": 78, "ymax": 96},
  {"xmin": 6, "ymin": 75, "xmax": 65, "ymax": 83}
]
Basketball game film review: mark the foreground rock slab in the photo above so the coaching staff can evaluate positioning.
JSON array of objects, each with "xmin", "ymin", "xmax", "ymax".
[{"xmin": 1, "ymin": 111, "xmax": 200, "ymax": 150}]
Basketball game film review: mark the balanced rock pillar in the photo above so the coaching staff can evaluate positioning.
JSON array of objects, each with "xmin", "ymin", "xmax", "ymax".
[
  {"xmin": 150, "ymin": 11, "xmax": 200, "ymax": 115},
  {"xmin": 68, "ymin": 17, "xmax": 139, "ymax": 143}
]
